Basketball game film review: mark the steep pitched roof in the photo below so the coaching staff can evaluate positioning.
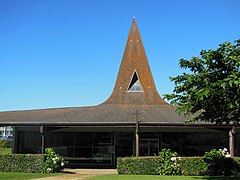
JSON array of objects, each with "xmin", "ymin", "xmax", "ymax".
[
  {"xmin": 0, "ymin": 18, "xmax": 197, "ymax": 126},
  {"xmin": 104, "ymin": 18, "xmax": 167, "ymax": 105}
]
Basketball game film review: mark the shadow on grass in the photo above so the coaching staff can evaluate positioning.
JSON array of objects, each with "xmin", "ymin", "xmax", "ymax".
[{"xmin": 62, "ymin": 170, "xmax": 76, "ymax": 174}]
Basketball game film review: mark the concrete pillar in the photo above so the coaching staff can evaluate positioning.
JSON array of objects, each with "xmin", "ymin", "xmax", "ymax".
[
  {"xmin": 229, "ymin": 126, "xmax": 236, "ymax": 157},
  {"xmin": 135, "ymin": 110, "xmax": 140, "ymax": 157},
  {"xmin": 12, "ymin": 126, "xmax": 17, "ymax": 153},
  {"xmin": 135, "ymin": 128, "xmax": 139, "ymax": 157},
  {"xmin": 40, "ymin": 126, "xmax": 45, "ymax": 154}
]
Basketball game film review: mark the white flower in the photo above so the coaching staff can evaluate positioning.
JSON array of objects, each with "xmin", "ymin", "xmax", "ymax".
[
  {"xmin": 55, "ymin": 157, "xmax": 59, "ymax": 160},
  {"xmin": 61, "ymin": 162, "xmax": 64, "ymax": 166},
  {"xmin": 53, "ymin": 160, "xmax": 56, "ymax": 164},
  {"xmin": 47, "ymin": 168, "xmax": 52, "ymax": 172},
  {"xmin": 171, "ymin": 157, "xmax": 176, "ymax": 161},
  {"xmin": 223, "ymin": 148, "xmax": 227, "ymax": 152},
  {"xmin": 225, "ymin": 153, "xmax": 231, "ymax": 158}
]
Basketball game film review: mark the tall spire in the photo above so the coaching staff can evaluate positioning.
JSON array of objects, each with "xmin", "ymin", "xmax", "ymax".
[{"xmin": 104, "ymin": 18, "xmax": 167, "ymax": 105}]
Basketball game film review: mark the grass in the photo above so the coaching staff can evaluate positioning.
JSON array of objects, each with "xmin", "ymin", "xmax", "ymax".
[
  {"xmin": 0, "ymin": 148, "xmax": 12, "ymax": 155},
  {"xmin": 1, "ymin": 173, "xmax": 240, "ymax": 180},
  {"xmin": 88, "ymin": 175, "xmax": 240, "ymax": 180},
  {"xmin": 0, "ymin": 172, "xmax": 62, "ymax": 180}
]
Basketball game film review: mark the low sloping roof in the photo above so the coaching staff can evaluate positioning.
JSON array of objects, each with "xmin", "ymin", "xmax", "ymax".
[{"xmin": 0, "ymin": 104, "xmax": 201, "ymax": 126}]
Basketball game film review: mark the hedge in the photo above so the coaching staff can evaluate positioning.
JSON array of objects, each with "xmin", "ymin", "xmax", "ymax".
[
  {"xmin": 117, "ymin": 156, "xmax": 240, "ymax": 176},
  {"xmin": 233, "ymin": 157, "xmax": 240, "ymax": 176},
  {"xmin": 117, "ymin": 156, "xmax": 162, "ymax": 175},
  {"xmin": 0, "ymin": 154, "xmax": 45, "ymax": 173},
  {"xmin": 179, "ymin": 157, "xmax": 208, "ymax": 176},
  {"xmin": 0, "ymin": 140, "xmax": 12, "ymax": 148}
]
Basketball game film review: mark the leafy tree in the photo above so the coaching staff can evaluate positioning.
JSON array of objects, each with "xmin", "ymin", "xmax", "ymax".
[{"xmin": 164, "ymin": 40, "xmax": 240, "ymax": 124}]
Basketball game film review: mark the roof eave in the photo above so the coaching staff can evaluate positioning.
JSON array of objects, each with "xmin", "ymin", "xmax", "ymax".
[{"xmin": 0, "ymin": 121, "xmax": 235, "ymax": 128}]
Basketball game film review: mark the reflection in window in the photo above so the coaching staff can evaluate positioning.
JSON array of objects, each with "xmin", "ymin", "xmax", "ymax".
[
  {"xmin": 45, "ymin": 132, "xmax": 74, "ymax": 157},
  {"xmin": 127, "ymin": 71, "xmax": 144, "ymax": 92},
  {"xmin": 18, "ymin": 131, "xmax": 41, "ymax": 154},
  {"xmin": 45, "ymin": 130, "xmax": 113, "ymax": 165},
  {"xmin": 161, "ymin": 131, "xmax": 228, "ymax": 156},
  {"xmin": 93, "ymin": 132, "xmax": 112, "ymax": 164},
  {"xmin": 115, "ymin": 132, "xmax": 134, "ymax": 157},
  {"xmin": 162, "ymin": 132, "xmax": 181, "ymax": 154}
]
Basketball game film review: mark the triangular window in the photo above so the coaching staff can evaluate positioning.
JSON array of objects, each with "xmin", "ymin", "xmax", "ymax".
[{"xmin": 127, "ymin": 71, "xmax": 144, "ymax": 92}]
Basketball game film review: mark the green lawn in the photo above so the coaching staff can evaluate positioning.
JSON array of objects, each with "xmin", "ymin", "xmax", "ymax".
[
  {"xmin": 1, "ymin": 173, "xmax": 240, "ymax": 180},
  {"xmin": 0, "ymin": 148, "xmax": 12, "ymax": 155},
  {"xmin": 88, "ymin": 175, "xmax": 240, "ymax": 180},
  {"xmin": 0, "ymin": 172, "xmax": 61, "ymax": 180}
]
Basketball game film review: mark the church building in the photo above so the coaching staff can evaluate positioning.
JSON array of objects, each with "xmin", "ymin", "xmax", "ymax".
[{"xmin": 0, "ymin": 18, "xmax": 239, "ymax": 168}]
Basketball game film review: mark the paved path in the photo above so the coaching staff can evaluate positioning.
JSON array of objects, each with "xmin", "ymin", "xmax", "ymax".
[
  {"xmin": 33, "ymin": 169, "xmax": 118, "ymax": 180},
  {"xmin": 65, "ymin": 168, "xmax": 118, "ymax": 175},
  {"xmin": 33, "ymin": 174, "xmax": 96, "ymax": 180}
]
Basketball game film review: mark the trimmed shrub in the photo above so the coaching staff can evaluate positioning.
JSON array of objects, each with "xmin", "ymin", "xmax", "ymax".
[
  {"xmin": 117, "ymin": 156, "xmax": 205, "ymax": 175},
  {"xmin": 117, "ymin": 156, "xmax": 162, "ymax": 175},
  {"xmin": 233, "ymin": 157, "xmax": 240, "ymax": 176},
  {"xmin": 180, "ymin": 157, "xmax": 208, "ymax": 176},
  {"xmin": 0, "ymin": 154, "xmax": 44, "ymax": 173},
  {"xmin": 117, "ymin": 156, "xmax": 240, "ymax": 176},
  {"xmin": 0, "ymin": 148, "xmax": 66, "ymax": 173},
  {"xmin": 0, "ymin": 140, "xmax": 12, "ymax": 148}
]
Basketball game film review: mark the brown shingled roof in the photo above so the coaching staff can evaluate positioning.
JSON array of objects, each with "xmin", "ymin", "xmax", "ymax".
[
  {"xmin": 104, "ymin": 17, "xmax": 167, "ymax": 105},
  {"xmin": 0, "ymin": 18, "xmax": 195, "ymax": 126},
  {"xmin": 0, "ymin": 104, "xmax": 207, "ymax": 126}
]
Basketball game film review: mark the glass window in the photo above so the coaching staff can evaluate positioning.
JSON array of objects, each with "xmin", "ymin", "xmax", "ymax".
[
  {"xmin": 237, "ymin": 132, "xmax": 240, "ymax": 156},
  {"xmin": 93, "ymin": 132, "xmax": 112, "ymax": 164},
  {"xmin": 180, "ymin": 131, "xmax": 228, "ymax": 156},
  {"xmin": 127, "ymin": 71, "xmax": 144, "ymax": 92},
  {"xmin": 17, "ymin": 131, "xmax": 41, "ymax": 154},
  {"xmin": 45, "ymin": 132, "xmax": 74, "ymax": 157},
  {"xmin": 115, "ymin": 132, "xmax": 134, "ymax": 157},
  {"xmin": 161, "ymin": 132, "xmax": 181, "ymax": 155}
]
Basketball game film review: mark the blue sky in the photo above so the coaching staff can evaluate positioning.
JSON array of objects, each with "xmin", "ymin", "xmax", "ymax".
[{"xmin": 0, "ymin": 0, "xmax": 239, "ymax": 111}]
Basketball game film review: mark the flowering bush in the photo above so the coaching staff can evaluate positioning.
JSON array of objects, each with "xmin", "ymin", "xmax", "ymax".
[
  {"xmin": 157, "ymin": 148, "xmax": 181, "ymax": 175},
  {"xmin": 204, "ymin": 148, "xmax": 236, "ymax": 176},
  {"xmin": 204, "ymin": 148, "xmax": 231, "ymax": 159},
  {"xmin": 220, "ymin": 148, "xmax": 231, "ymax": 158},
  {"xmin": 43, "ymin": 148, "xmax": 66, "ymax": 173}
]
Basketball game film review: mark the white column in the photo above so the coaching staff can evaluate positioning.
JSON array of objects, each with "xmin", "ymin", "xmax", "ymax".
[{"xmin": 229, "ymin": 126, "xmax": 236, "ymax": 157}]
